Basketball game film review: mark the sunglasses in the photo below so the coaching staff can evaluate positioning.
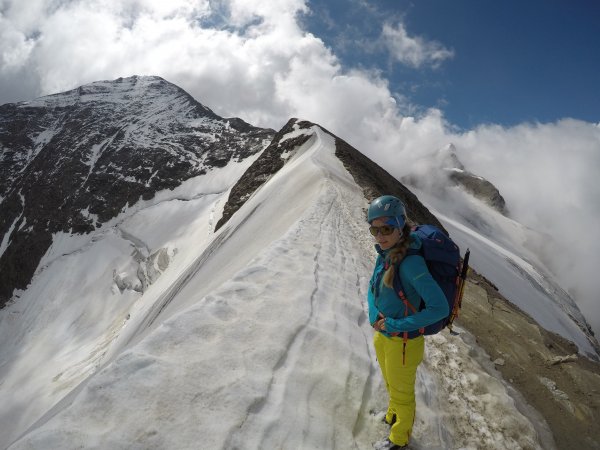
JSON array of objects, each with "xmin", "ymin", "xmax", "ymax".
[{"xmin": 369, "ymin": 225, "xmax": 397, "ymax": 236}]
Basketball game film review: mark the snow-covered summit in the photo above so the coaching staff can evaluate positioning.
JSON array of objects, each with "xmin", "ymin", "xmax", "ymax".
[
  {"xmin": 21, "ymin": 76, "xmax": 184, "ymax": 108},
  {"xmin": 0, "ymin": 76, "xmax": 274, "ymax": 306}
]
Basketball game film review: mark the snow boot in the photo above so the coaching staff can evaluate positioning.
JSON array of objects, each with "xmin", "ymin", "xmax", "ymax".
[
  {"xmin": 382, "ymin": 413, "xmax": 396, "ymax": 427},
  {"xmin": 373, "ymin": 438, "xmax": 410, "ymax": 450}
]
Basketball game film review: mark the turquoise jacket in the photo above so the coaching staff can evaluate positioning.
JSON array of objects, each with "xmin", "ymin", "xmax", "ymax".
[{"xmin": 367, "ymin": 233, "xmax": 449, "ymax": 336}]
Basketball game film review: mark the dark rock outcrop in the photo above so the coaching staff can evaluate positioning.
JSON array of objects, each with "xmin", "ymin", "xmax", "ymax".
[
  {"xmin": 447, "ymin": 169, "xmax": 507, "ymax": 214},
  {"xmin": 332, "ymin": 130, "xmax": 446, "ymax": 230},
  {"xmin": 215, "ymin": 118, "xmax": 311, "ymax": 230},
  {"xmin": 402, "ymin": 143, "xmax": 508, "ymax": 215}
]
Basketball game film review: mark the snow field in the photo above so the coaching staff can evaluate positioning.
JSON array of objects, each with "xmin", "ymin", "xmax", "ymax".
[
  {"xmin": 9, "ymin": 128, "xmax": 381, "ymax": 449},
  {"xmin": 0, "ymin": 157, "xmax": 258, "ymax": 448},
  {"xmin": 0, "ymin": 229, "xmax": 139, "ymax": 434},
  {"xmin": 437, "ymin": 211, "xmax": 596, "ymax": 358}
]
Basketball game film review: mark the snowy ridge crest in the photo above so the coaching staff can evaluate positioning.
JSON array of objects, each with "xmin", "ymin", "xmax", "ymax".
[{"xmin": 216, "ymin": 118, "xmax": 315, "ymax": 230}]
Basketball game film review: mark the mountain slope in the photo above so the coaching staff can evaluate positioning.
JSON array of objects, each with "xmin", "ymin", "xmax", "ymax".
[
  {"xmin": 0, "ymin": 75, "xmax": 273, "ymax": 306},
  {"xmin": 4, "ymin": 125, "xmax": 551, "ymax": 450},
  {"xmin": 406, "ymin": 186, "xmax": 599, "ymax": 359}
]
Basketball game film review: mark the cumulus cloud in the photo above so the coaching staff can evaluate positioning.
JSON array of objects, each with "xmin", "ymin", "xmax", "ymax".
[
  {"xmin": 381, "ymin": 22, "xmax": 454, "ymax": 69},
  {"xmin": 0, "ymin": 0, "xmax": 598, "ymax": 335}
]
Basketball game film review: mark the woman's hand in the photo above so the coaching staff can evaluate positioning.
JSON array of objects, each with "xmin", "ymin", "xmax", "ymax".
[{"xmin": 373, "ymin": 313, "xmax": 386, "ymax": 331}]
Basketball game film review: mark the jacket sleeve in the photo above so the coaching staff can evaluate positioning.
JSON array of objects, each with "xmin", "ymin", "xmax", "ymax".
[
  {"xmin": 384, "ymin": 255, "xmax": 449, "ymax": 333},
  {"xmin": 367, "ymin": 257, "xmax": 382, "ymax": 325}
]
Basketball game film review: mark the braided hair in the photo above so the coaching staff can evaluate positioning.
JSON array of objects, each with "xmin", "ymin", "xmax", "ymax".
[{"xmin": 382, "ymin": 222, "xmax": 413, "ymax": 288}]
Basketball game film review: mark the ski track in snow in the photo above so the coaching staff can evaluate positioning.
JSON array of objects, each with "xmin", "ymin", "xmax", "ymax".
[{"xmin": 225, "ymin": 183, "xmax": 366, "ymax": 449}]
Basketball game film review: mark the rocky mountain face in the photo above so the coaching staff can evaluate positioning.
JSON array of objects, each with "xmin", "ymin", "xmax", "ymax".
[{"xmin": 0, "ymin": 76, "xmax": 274, "ymax": 306}]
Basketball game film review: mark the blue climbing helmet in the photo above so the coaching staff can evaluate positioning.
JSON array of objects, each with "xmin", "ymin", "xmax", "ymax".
[{"xmin": 367, "ymin": 195, "xmax": 406, "ymax": 228}]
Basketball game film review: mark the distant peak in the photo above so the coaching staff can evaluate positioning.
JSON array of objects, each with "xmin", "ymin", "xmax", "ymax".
[
  {"xmin": 439, "ymin": 143, "xmax": 457, "ymax": 153},
  {"xmin": 436, "ymin": 143, "xmax": 464, "ymax": 170}
]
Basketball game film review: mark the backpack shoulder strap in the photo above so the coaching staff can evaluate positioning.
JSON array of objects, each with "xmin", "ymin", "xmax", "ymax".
[{"xmin": 391, "ymin": 260, "xmax": 403, "ymax": 295}]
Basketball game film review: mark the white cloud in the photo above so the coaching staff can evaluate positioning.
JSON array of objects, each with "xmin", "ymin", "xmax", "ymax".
[
  {"xmin": 1, "ymin": 0, "xmax": 321, "ymax": 127},
  {"xmin": 451, "ymin": 120, "xmax": 600, "ymax": 336},
  {"xmin": 381, "ymin": 22, "xmax": 454, "ymax": 69},
  {"xmin": 0, "ymin": 0, "xmax": 598, "ymax": 336},
  {"xmin": 226, "ymin": 0, "xmax": 308, "ymax": 27},
  {"xmin": 0, "ymin": 25, "xmax": 33, "ymax": 72}
]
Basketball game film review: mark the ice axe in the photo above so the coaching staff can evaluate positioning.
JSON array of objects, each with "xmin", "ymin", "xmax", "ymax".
[{"xmin": 448, "ymin": 248, "xmax": 470, "ymax": 333}]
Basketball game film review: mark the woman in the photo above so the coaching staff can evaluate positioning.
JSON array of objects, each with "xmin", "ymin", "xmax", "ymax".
[{"xmin": 367, "ymin": 195, "xmax": 449, "ymax": 450}]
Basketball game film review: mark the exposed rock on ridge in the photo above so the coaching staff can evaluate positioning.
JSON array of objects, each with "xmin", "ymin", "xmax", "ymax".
[
  {"xmin": 215, "ymin": 118, "xmax": 313, "ymax": 230},
  {"xmin": 459, "ymin": 273, "xmax": 600, "ymax": 450},
  {"xmin": 447, "ymin": 171, "xmax": 507, "ymax": 215},
  {"xmin": 217, "ymin": 118, "xmax": 446, "ymax": 233},
  {"xmin": 332, "ymin": 129, "xmax": 446, "ymax": 229}
]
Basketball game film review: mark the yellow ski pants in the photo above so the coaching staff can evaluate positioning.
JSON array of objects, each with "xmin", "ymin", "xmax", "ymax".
[{"xmin": 373, "ymin": 332, "xmax": 424, "ymax": 446}]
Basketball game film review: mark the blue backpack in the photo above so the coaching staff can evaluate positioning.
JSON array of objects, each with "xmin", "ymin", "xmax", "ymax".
[{"xmin": 392, "ymin": 224, "xmax": 469, "ymax": 337}]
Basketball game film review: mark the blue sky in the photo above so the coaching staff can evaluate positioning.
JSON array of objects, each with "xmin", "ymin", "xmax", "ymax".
[{"xmin": 302, "ymin": 0, "xmax": 600, "ymax": 128}]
